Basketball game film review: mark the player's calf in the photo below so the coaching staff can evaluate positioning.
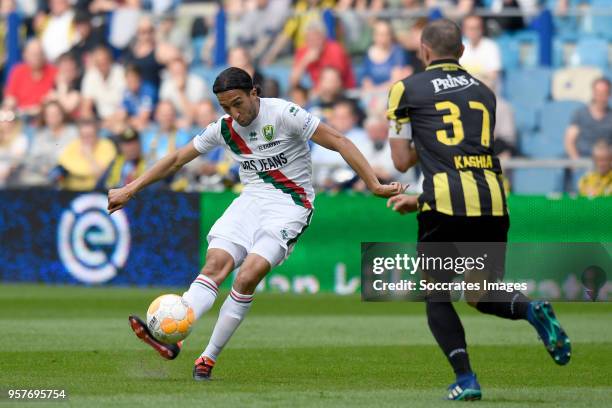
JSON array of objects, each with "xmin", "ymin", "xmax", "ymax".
[{"xmin": 182, "ymin": 248, "xmax": 235, "ymax": 320}]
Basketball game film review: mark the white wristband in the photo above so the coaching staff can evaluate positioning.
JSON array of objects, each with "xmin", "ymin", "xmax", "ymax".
[{"xmin": 388, "ymin": 120, "xmax": 412, "ymax": 141}]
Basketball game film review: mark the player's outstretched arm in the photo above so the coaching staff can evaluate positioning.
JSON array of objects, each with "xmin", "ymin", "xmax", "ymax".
[
  {"xmin": 311, "ymin": 122, "xmax": 404, "ymax": 198},
  {"xmin": 107, "ymin": 143, "xmax": 200, "ymax": 214}
]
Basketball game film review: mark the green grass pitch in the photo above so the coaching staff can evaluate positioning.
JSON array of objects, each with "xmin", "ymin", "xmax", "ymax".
[{"xmin": 1, "ymin": 284, "xmax": 611, "ymax": 407}]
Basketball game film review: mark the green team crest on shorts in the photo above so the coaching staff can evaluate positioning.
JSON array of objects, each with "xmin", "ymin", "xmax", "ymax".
[{"xmin": 263, "ymin": 125, "xmax": 275, "ymax": 142}]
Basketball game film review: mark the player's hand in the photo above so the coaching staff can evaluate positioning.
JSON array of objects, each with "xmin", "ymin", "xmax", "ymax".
[
  {"xmin": 107, "ymin": 186, "xmax": 134, "ymax": 214},
  {"xmin": 372, "ymin": 181, "xmax": 406, "ymax": 198},
  {"xmin": 387, "ymin": 194, "xmax": 418, "ymax": 214}
]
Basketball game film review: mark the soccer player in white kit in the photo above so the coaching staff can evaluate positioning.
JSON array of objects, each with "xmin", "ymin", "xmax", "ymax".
[{"xmin": 108, "ymin": 67, "xmax": 403, "ymax": 380}]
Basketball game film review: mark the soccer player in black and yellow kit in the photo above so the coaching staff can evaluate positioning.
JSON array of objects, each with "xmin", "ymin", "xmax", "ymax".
[{"xmin": 385, "ymin": 19, "xmax": 571, "ymax": 401}]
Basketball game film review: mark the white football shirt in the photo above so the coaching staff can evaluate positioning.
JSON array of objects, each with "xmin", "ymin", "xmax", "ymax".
[{"xmin": 193, "ymin": 98, "xmax": 320, "ymax": 208}]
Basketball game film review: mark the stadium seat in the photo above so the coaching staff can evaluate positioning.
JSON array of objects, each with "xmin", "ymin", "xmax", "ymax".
[
  {"xmin": 261, "ymin": 64, "xmax": 292, "ymax": 95},
  {"xmin": 512, "ymin": 102, "xmax": 539, "ymax": 136},
  {"xmin": 261, "ymin": 64, "xmax": 313, "ymax": 94},
  {"xmin": 554, "ymin": 16, "xmax": 580, "ymax": 41},
  {"xmin": 552, "ymin": 66, "xmax": 603, "ymax": 102},
  {"xmin": 571, "ymin": 168, "xmax": 588, "ymax": 193},
  {"xmin": 570, "ymin": 37, "xmax": 608, "ymax": 68},
  {"xmin": 552, "ymin": 32, "xmax": 579, "ymax": 67},
  {"xmin": 497, "ymin": 31, "xmax": 539, "ymax": 71},
  {"xmin": 538, "ymin": 101, "xmax": 585, "ymax": 150},
  {"xmin": 512, "ymin": 168, "xmax": 565, "ymax": 194},
  {"xmin": 190, "ymin": 65, "xmax": 227, "ymax": 97},
  {"xmin": 496, "ymin": 34, "xmax": 520, "ymax": 71},
  {"xmin": 513, "ymin": 30, "xmax": 540, "ymax": 68},
  {"xmin": 504, "ymin": 67, "xmax": 552, "ymax": 107},
  {"xmin": 591, "ymin": 0, "xmax": 612, "ymax": 39},
  {"xmin": 520, "ymin": 132, "xmax": 566, "ymax": 158},
  {"xmin": 191, "ymin": 37, "xmax": 207, "ymax": 65}
]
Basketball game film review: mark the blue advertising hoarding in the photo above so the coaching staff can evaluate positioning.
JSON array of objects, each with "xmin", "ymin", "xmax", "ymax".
[{"xmin": 0, "ymin": 189, "xmax": 200, "ymax": 286}]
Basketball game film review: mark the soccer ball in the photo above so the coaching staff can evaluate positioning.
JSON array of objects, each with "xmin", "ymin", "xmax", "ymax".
[{"xmin": 146, "ymin": 294, "xmax": 194, "ymax": 344}]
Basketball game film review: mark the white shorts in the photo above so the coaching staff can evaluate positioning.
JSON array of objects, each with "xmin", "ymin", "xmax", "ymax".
[{"xmin": 207, "ymin": 191, "xmax": 313, "ymax": 267}]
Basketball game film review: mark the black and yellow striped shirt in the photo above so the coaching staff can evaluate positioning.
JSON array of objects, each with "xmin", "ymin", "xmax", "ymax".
[{"xmin": 387, "ymin": 59, "xmax": 507, "ymax": 217}]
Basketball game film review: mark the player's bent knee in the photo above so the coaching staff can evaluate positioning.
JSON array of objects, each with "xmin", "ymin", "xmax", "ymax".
[{"xmin": 233, "ymin": 255, "xmax": 271, "ymax": 294}]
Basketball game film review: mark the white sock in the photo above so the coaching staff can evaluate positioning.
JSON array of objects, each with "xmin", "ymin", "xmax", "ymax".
[
  {"xmin": 182, "ymin": 275, "xmax": 218, "ymax": 320},
  {"xmin": 202, "ymin": 287, "xmax": 253, "ymax": 362}
]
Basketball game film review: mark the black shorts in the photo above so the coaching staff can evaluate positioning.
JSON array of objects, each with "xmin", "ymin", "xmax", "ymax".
[
  {"xmin": 417, "ymin": 211, "xmax": 510, "ymax": 290},
  {"xmin": 417, "ymin": 211, "xmax": 509, "ymax": 243}
]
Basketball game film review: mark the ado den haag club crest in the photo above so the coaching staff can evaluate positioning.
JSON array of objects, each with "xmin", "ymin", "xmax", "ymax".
[{"xmin": 263, "ymin": 125, "xmax": 275, "ymax": 142}]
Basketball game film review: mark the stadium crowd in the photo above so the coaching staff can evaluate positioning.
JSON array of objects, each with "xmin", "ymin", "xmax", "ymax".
[{"xmin": 0, "ymin": 0, "xmax": 610, "ymax": 196}]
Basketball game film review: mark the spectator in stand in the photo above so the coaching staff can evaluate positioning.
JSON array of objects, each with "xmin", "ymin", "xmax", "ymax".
[
  {"xmin": 397, "ymin": 16, "xmax": 426, "ymax": 75},
  {"xmin": 35, "ymin": 0, "xmax": 75, "ymax": 62},
  {"xmin": 494, "ymin": 97, "xmax": 516, "ymax": 159},
  {"xmin": 3, "ymin": 39, "xmax": 57, "ymax": 116},
  {"xmin": 459, "ymin": 14, "xmax": 502, "ymax": 86},
  {"xmin": 141, "ymin": 100, "xmax": 190, "ymax": 167},
  {"xmin": 290, "ymin": 85, "xmax": 310, "ymax": 108},
  {"xmin": 118, "ymin": 64, "xmax": 156, "ymax": 132},
  {"xmin": 311, "ymin": 99, "xmax": 368, "ymax": 190},
  {"xmin": 156, "ymin": 13, "xmax": 191, "ymax": 61},
  {"xmin": 15, "ymin": 0, "xmax": 37, "ymax": 35},
  {"xmin": 188, "ymin": 99, "xmax": 230, "ymax": 191},
  {"xmin": 108, "ymin": 0, "xmax": 141, "ymax": 51},
  {"xmin": 0, "ymin": 108, "xmax": 28, "ymax": 186},
  {"xmin": 262, "ymin": 0, "xmax": 335, "ymax": 65},
  {"xmin": 290, "ymin": 19, "xmax": 355, "ymax": 90},
  {"xmin": 333, "ymin": 0, "xmax": 375, "ymax": 56},
  {"xmin": 45, "ymin": 52, "xmax": 82, "ymax": 119},
  {"xmin": 159, "ymin": 56, "xmax": 207, "ymax": 126},
  {"xmin": 69, "ymin": 10, "xmax": 106, "ymax": 66},
  {"xmin": 388, "ymin": 0, "xmax": 424, "ymax": 56},
  {"xmin": 328, "ymin": 99, "xmax": 368, "ymax": 146},
  {"xmin": 55, "ymin": 118, "xmax": 116, "ymax": 191},
  {"xmin": 236, "ymin": 0, "xmax": 291, "ymax": 62},
  {"xmin": 98, "ymin": 127, "xmax": 146, "ymax": 189},
  {"xmin": 262, "ymin": 77, "xmax": 281, "ymax": 98},
  {"xmin": 361, "ymin": 20, "xmax": 410, "ymax": 92},
  {"xmin": 123, "ymin": 15, "xmax": 165, "ymax": 90},
  {"xmin": 81, "ymin": 45, "xmax": 126, "ymax": 123},
  {"xmin": 191, "ymin": 99, "xmax": 219, "ymax": 134},
  {"xmin": 578, "ymin": 140, "xmax": 611, "ymax": 197},
  {"xmin": 482, "ymin": 77, "xmax": 516, "ymax": 159},
  {"xmin": 143, "ymin": 0, "xmax": 180, "ymax": 15},
  {"xmin": 309, "ymin": 66, "xmax": 350, "ymax": 122},
  {"xmin": 19, "ymin": 101, "xmax": 78, "ymax": 186},
  {"xmin": 227, "ymin": 46, "xmax": 266, "ymax": 90},
  {"xmin": 353, "ymin": 114, "xmax": 405, "ymax": 191},
  {"xmin": 1, "ymin": 0, "xmax": 25, "ymax": 88},
  {"xmin": 565, "ymin": 78, "xmax": 612, "ymax": 160}
]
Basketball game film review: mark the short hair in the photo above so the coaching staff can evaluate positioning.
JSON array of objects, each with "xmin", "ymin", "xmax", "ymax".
[
  {"xmin": 213, "ymin": 67, "xmax": 260, "ymax": 95},
  {"xmin": 593, "ymin": 77, "xmax": 611, "ymax": 89},
  {"xmin": 593, "ymin": 139, "xmax": 610, "ymax": 153},
  {"xmin": 262, "ymin": 77, "xmax": 280, "ymax": 98},
  {"xmin": 93, "ymin": 45, "xmax": 112, "ymax": 58},
  {"xmin": 421, "ymin": 18, "xmax": 463, "ymax": 58},
  {"xmin": 125, "ymin": 64, "xmax": 142, "ymax": 77},
  {"xmin": 41, "ymin": 101, "xmax": 68, "ymax": 126},
  {"xmin": 56, "ymin": 52, "xmax": 76, "ymax": 64},
  {"xmin": 78, "ymin": 118, "xmax": 98, "ymax": 128},
  {"xmin": 463, "ymin": 14, "xmax": 483, "ymax": 26}
]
